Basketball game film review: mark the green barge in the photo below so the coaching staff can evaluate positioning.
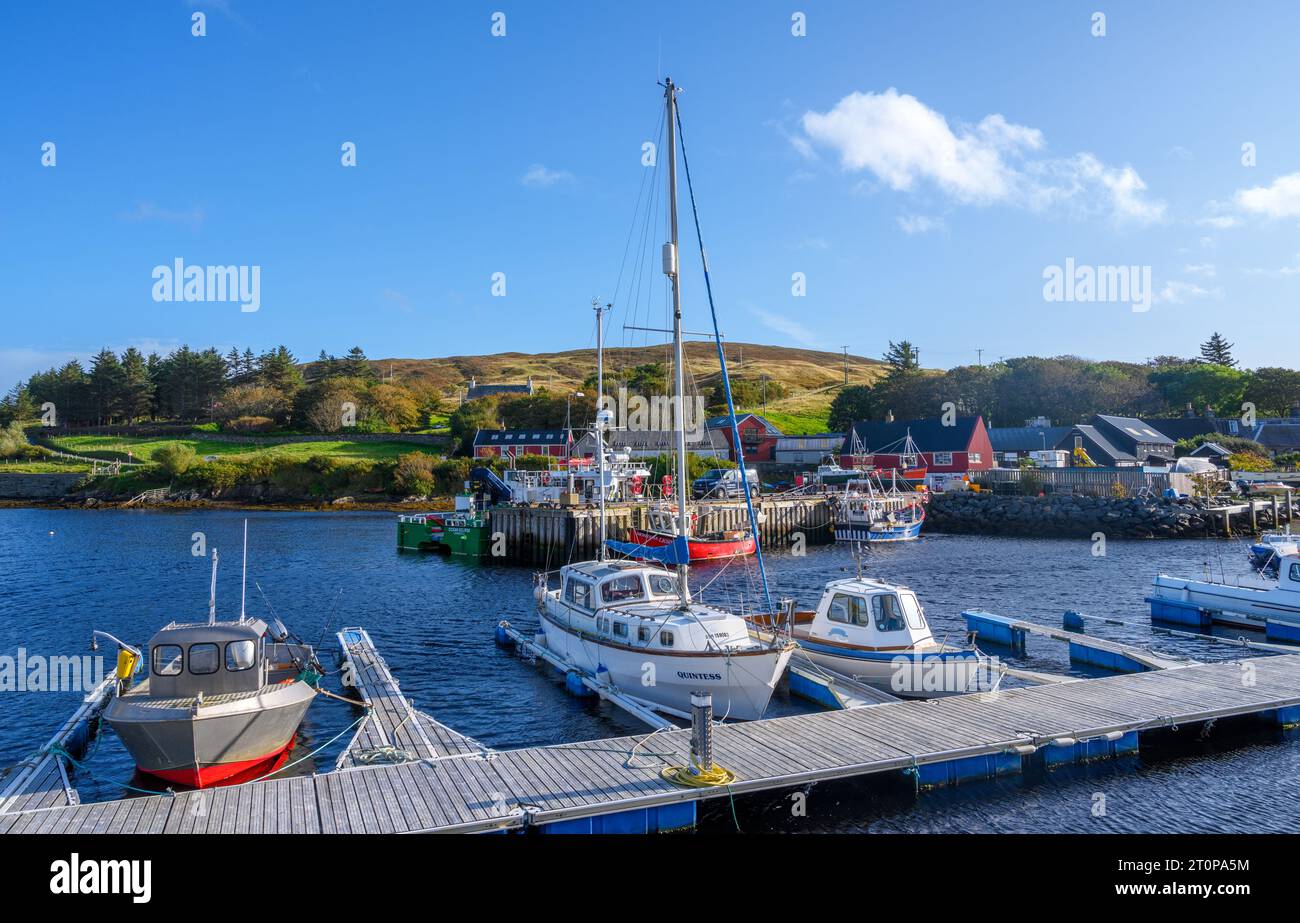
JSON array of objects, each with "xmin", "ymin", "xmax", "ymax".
[{"xmin": 397, "ymin": 497, "xmax": 492, "ymax": 557}]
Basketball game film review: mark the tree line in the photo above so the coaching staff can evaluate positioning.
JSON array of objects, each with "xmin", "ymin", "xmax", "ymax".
[
  {"xmin": 828, "ymin": 334, "xmax": 1300, "ymax": 432},
  {"xmin": 0, "ymin": 344, "xmax": 444, "ymax": 433}
]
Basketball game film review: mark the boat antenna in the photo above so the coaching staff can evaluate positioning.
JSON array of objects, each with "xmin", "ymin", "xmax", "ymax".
[
  {"xmin": 663, "ymin": 75, "xmax": 692, "ymax": 607},
  {"xmin": 208, "ymin": 548, "xmax": 219, "ymax": 626},
  {"xmin": 594, "ymin": 298, "xmax": 609, "ymax": 561},
  {"xmin": 240, "ymin": 518, "xmax": 248, "ymax": 622}
]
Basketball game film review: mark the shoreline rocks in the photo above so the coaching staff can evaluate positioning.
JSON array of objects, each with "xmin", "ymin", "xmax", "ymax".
[{"xmin": 926, "ymin": 491, "xmax": 1263, "ymax": 539}]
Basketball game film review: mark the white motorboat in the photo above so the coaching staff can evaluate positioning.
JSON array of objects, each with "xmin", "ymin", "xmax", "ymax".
[
  {"xmin": 1149, "ymin": 552, "xmax": 1300, "ymax": 639},
  {"xmin": 790, "ymin": 576, "xmax": 989, "ymax": 696}
]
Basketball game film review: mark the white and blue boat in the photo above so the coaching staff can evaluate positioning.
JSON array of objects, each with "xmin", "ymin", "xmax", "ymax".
[
  {"xmin": 1148, "ymin": 552, "xmax": 1300, "ymax": 643},
  {"xmin": 834, "ymin": 472, "xmax": 926, "ymax": 544},
  {"xmin": 790, "ymin": 576, "xmax": 990, "ymax": 697},
  {"xmin": 1248, "ymin": 528, "xmax": 1298, "ymax": 574}
]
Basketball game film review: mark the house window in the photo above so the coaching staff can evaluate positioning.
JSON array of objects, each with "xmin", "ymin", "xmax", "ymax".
[
  {"xmin": 1074, "ymin": 436, "xmax": 1083, "ymax": 450},
  {"xmin": 1229, "ymin": 420, "xmax": 1239, "ymax": 434},
  {"xmin": 933, "ymin": 451, "xmax": 953, "ymax": 466},
  {"xmin": 969, "ymin": 453, "xmax": 981, "ymax": 464}
]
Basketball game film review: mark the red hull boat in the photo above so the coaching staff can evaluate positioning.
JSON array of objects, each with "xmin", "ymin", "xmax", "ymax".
[{"xmin": 625, "ymin": 528, "xmax": 756, "ymax": 561}]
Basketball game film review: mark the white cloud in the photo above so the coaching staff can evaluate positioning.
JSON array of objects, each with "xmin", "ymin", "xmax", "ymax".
[
  {"xmin": 520, "ymin": 164, "xmax": 574, "ymax": 188},
  {"xmin": 119, "ymin": 201, "xmax": 205, "ymax": 231},
  {"xmin": 1154, "ymin": 279, "xmax": 1219, "ymax": 304},
  {"xmin": 896, "ymin": 214, "xmax": 946, "ymax": 234},
  {"xmin": 798, "ymin": 88, "xmax": 1165, "ymax": 224},
  {"xmin": 1244, "ymin": 253, "xmax": 1300, "ymax": 277},
  {"xmin": 1235, "ymin": 172, "xmax": 1300, "ymax": 218},
  {"xmin": 1196, "ymin": 215, "xmax": 1239, "ymax": 229},
  {"xmin": 1183, "ymin": 263, "xmax": 1216, "ymax": 277},
  {"xmin": 750, "ymin": 306, "xmax": 821, "ymax": 349}
]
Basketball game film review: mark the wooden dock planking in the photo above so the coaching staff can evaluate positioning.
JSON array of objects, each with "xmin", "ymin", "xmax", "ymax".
[{"xmin": 8, "ymin": 636, "xmax": 1300, "ymax": 835}]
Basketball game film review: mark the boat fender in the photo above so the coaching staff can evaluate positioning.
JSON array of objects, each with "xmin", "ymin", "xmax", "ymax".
[{"xmin": 494, "ymin": 622, "xmax": 513, "ymax": 647}]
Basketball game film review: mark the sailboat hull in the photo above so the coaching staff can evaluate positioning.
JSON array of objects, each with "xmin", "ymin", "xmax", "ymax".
[{"xmin": 624, "ymin": 528, "xmax": 756, "ymax": 561}]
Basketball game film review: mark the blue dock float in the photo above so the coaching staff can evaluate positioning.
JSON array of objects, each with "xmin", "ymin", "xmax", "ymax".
[
  {"xmin": 1146, "ymin": 595, "xmax": 1213, "ymax": 630},
  {"xmin": 1039, "ymin": 731, "xmax": 1140, "ymax": 768},
  {"xmin": 964, "ymin": 610, "xmax": 1027, "ymax": 654},
  {"xmin": 963, "ymin": 609, "xmax": 1190, "ymax": 673}
]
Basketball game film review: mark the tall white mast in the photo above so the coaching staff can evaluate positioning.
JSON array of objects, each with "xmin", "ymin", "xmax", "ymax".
[
  {"xmin": 594, "ymin": 298, "xmax": 608, "ymax": 561},
  {"xmin": 208, "ymin": 548, "xmax": 219, "ymax": 626},
  {"xmin": 239, "ymin": 518, "xmax": 248, "ymax": 622},
  {"xmin": 663, "ymin": 77, "xmax": 691, "ymax": 606}
]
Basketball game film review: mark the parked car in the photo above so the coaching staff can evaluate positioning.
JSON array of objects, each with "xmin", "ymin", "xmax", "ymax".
[{"xmin": 692, "ymin": 467, "xmax": 760, "ymax": 499}]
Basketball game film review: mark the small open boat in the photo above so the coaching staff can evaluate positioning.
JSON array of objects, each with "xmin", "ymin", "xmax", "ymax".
[
  {"xmin": 785, "ymin": 576, "xmax": 989, "ymax": 696},
  {"xmin": 1249, "ymin": 528, "xmax": 1298, "ymax": 574}
]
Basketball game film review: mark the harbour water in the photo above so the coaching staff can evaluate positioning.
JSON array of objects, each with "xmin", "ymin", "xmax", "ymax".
[{"xmin": 2, "ymin": 507, "xmax": 1298, "ymax": 833}]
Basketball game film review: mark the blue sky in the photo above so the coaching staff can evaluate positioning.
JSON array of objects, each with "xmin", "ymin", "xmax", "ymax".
[{"xmin": 3, "ymin": 0, "xmax": 1299, "ymax": 388}]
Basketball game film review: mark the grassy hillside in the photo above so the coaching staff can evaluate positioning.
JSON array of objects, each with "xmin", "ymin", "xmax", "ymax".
[
  {"xmin": 46, "ymin": 435, "xmax": 431, "ymax": 464},
  {"xmin": 328, "ymin": 342, "xmax": 888, "ymax": 434}
]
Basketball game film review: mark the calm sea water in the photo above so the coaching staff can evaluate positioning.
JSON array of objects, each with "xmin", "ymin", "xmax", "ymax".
[{"xmin": 2, "ymin": 508, "xmax": 1297, "ymax": 833}]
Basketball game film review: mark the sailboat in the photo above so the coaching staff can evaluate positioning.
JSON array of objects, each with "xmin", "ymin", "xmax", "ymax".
[{"xmin": 534, "ymin": 78, "xmax": 793, "ymax": 721}]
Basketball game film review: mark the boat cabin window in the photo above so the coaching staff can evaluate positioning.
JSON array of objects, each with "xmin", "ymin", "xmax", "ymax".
[
  {"xmin": 226, "ymin": 640, "xmax": 257, "ymax": 672},
  {"xmin": 647, "ymin": 573, "xmax": 679, "ymax": 596},
  {"xmin": 871, "ymin": 595, "xmax": 907, "ymax": 632},
  {"xmin": 153, "ymin": 644, "xmax": 183, "ymax": 676},
  {"xmin": 828, "ymin": 594, "xmax": 870, "ymax": 626},
  {"xmin": 188, "ymin": 643, "xmax": 220, "ymax": 675},
  {"xmin": 602, "ymin": 575, "xmax": 644, "ymax": 603},
  {"xmin": 638, "ymin": 626, "xmax": 650, "ymax": 643},
  {"xmin": 613, "ymin": 622, "xmax": 628, "ymax": 638},
  {"xmin": 660, "ymin": 630, "xmax": 674, "ymax": 647},
  {"xmin": 564, "ymin": 578, "xmax": 594, "ymax": 611},
  {"xmin": 1291, "ymin": 563, "xmax": 1300, "ymax": 582},
  {"xmin": 899, "ymin": 593, "xmax": 927, "ymax": 630}
]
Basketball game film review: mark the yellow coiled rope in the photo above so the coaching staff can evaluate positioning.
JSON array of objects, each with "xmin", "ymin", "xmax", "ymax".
[{"xmin": 660, "ymin": 761, "xmax": 736, "ymax": 788}]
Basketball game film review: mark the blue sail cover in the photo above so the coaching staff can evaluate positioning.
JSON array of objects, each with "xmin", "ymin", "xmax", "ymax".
[{"xmin": 604, "ymin": 536, "xmax": 691, "ymax": 565}]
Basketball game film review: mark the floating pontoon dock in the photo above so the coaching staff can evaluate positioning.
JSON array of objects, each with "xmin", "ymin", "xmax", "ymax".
[{"xmin": 3, "ymin": 628, "xmax": 1300, "ymax": 835}]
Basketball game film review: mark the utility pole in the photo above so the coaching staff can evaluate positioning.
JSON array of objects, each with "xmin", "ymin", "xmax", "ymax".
[
  {"xmin": 840, "ymin": 346, "xmax": 850, "ymax": 386},
  {"xmin": 976, "ymin": 348, "xmax": 983, "ymax": 367}
]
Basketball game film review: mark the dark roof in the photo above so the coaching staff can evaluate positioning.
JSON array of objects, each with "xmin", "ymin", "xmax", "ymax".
[
  {"xmin": 704, "ymin": 413, "xmax": 783, "ymax": 435},
  {"xmin": 988, "ymin": 425, "xmax": 1072, "ymax": 452},
  {"xmin": 579, "ymin": 429, "xmax": 729, "ymax": 453},
  {"xmin": 1093, "ymin": 414, "xmax": 1174, "ymax": 447},
  {"xmin": 1188, "ymin": 441, "xmax": 1232, "ymax": 457},
  {"xmin": 1059, "ymin": 425, "xmax": 1135, "ymax": 463},
  {"xmin": 1142, "ymin": 417, "xmax": 1237, "ymax": 442},
  {"xmin": 1253, "ymin": 421, "xmax": 1300, "ymax": 451},
  {"xmin": 841, "ymin": 417, "xmax": 984, "ymax": 455},
  {"xmin": 472, "ymin": 428, "xmax": 570, "ymax": 447}
]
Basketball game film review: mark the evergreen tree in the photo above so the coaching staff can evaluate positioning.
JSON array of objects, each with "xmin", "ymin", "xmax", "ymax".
[
  {"xmin": 241, "ymin": 348, "xmax": 256, "ymax": 377},
  {"xmin": 257, "ymin": 345, "xmax": 305, "ymax": 395},
  {"xmin": 341, "ymin": 346, "xmax": 375, "ymax": 381},
  {"xmin": 88, "ymin": 348, "xmax": 126, "ymax": 424},
  {"xmin": 119, "ymin": 348, "xmax": 155, "ymax": 422},
  {"xmin": 1199, "ymin": 332, "xmax": 1236, "ymax": 367},
  {"xmin": 883, "ymin": 340, "xmax": 921, "ymax": 375},
  {"xmin": 225, "ymin": 347, "xmax": 242, "ymax": 380}
]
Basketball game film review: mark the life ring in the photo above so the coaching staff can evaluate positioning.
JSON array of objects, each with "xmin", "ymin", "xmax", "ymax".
[{"xmin": 631, "ymin": 475, "xmax": 644, "ymax": 496}]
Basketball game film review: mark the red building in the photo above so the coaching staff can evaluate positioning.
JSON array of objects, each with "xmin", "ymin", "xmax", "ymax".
[
  {"xmin": 839, "ymin": 416, "xmax": 995, "ymax": 475},
  {"xmin": 704, "ymin": 414, "xmax": 784, "ymax": 462},
  {"xmin": 472, "ymin": 428, "xmax": 571, "ymax": 459}
]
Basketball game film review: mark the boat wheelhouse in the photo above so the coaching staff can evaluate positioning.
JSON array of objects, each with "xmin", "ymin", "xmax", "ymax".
[
  {"xmin": 792, "ymin": 577, "xmax": 987, "ymax": 696},
  {"xmin": 538, "ymin": 560, "xmax": 792, "ymax": 720},
  {"xmin": 1149, "ymin": 552, "xmax": 1300, "ymax": 640}
]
